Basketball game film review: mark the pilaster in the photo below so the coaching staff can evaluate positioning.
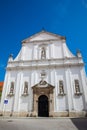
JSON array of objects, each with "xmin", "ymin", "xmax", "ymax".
[
  {"xmin": 80, "ymin": 67, "xmax": 87, "ymax": 110},
  {"xmin": 65, "ymin": 68, "xmax": 74, "ymax": 111},
  {"xmin": 13, "ymin": 71, "xmax": 23, "ymax": 112},
  {"xmin": 0, "ymin": 71, "xmax": 11, "ymax": 111}
]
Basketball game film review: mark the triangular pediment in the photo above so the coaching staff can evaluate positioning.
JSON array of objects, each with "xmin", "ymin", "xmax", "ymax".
[{"xmin": 22, "ymin": 30, "xmax": 65, "ymax": 43}]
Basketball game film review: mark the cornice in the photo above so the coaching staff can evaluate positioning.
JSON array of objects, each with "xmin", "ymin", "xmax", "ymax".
[
  {"xmin": 6, "ymin": 62, "xmax": 84, "ymax": 71},
  {"xmin": 22, "ymin": 38, "xmax": 66, "ymax": 44},
  {"xmin": 8, "ymin": 56, "xmax": 82, "ymax": 64}
]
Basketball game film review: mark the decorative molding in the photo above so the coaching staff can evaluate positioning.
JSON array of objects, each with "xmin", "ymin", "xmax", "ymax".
[
  {"xmin": 22, "ymin": 34, "xmax": 65, "ymax": 44},
  {"xmin": 21, "ymin": 93, "xmax": 29, "ymax": 97},
  {"xmin": 7, "ymin": 93, "xmax": 14, "ymax": 97},
  {"xmin": 58, "ymin": 93, "xmax": 66, "ymax": 96},
  {"xmin": 74, "ymin": 92, "xmax": 82, "ymax": 96},
  {"xmin": 8, "ymin": 56, "xmax": 83, "ymax": 64},
  {"xmin": 6, "ymin": 62, "xmax": 84, "ymax": 71}
]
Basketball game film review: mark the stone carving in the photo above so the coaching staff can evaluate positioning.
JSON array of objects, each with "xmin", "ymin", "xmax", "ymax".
[
  {"xmin": 40, "ymin": 70, "xmax": 46, "ymax": 78},
  {"xmin": 24, "ymin": 82, "xmax": 28, "ymax": 94},
  {"xmin": 75, "ymin": 80, "xmax": 80, "ymax": 93},
  {"xmin": 58, "ymin": 80, "xmax": 66, "ymax": 96},
  {"xmin": 7, "ymin": 82, "xmax": 14, "ymax": 97},
  {"xmin": 22, "ymin": 82, "xmax": 29, "ymax": 96},
  {"xmin": 74, "ymin": 80, "xmax": 82, "ymax": 96},
  {"xmin": 59, "ymin": 80, "xmax": 64, "ymax": 94},
  {"xmin": 10, "ymin": 82, "xmax": 14, "ymax": 94},
  {"xmin": 39, "ymin": 80, "xmax": 47, "ymax": 85},
  {"xmin": 41, "ymin": 47, "xmax": 46, "ymax": 59}
]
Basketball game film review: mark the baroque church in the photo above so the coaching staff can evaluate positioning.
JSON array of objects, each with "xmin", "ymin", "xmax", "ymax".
[{"xmin": 0, "ymin": 30, "xmax": 87, "ymax": 117}]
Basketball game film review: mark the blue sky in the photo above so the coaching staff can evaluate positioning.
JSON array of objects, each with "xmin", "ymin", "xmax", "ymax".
[{"xmin": 0, "ymin": 0, "xmax": 87, "ymax": 81}]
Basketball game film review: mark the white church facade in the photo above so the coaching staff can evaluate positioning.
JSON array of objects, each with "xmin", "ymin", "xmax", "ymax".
[{"xmin": 0, "ymin": 30, "xmax": 87, "ymax": 117}]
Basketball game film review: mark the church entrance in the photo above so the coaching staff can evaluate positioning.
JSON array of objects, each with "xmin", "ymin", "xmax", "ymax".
[
  {"xmin": 32, "ymin": 81, "xmax": 54, "ymax": 117},
  {"xmin": 38, "ymin": 95, "xmax": 49, "ymax": 117}
]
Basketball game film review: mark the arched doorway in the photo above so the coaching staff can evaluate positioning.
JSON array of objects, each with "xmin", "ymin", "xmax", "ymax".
[{"xmin": 38, "ymin": 95, "xmax": 49, "ymax": 117}]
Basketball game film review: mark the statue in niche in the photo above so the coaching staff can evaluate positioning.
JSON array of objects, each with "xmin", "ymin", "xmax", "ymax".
[
  {"xmin": 24, "ymin": 82, "xmax": 28, "ymax": 94},
  {"xmin": 59, "ymin": 80, "xmax": 64, "ymax": 94},
  {"xmin": 41, "ymin": 47, "xmax": 46, "ymax": 59},
  {"xmin": 59, "ymin": 86, "xmax": 64, "ymax": 94},
  {"xmin": 10, "ymin": 82, "xmax": 14, "ymax": 94},
  {"xmin": 75, "ymin": 86, "xmax": 80, "ymax": 93},
  {"xmin": 7, "ymin": 82, "xmax": 14, "ymax": 97},
  {"xmin": 75, "ymin": 80, "xmax": 80, "ymax": 93}
]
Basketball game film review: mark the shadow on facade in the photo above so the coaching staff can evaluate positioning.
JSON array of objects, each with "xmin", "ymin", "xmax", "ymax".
[{"xmin": 71, "ymin": 118, "xmax": 87, "ymax": 130}]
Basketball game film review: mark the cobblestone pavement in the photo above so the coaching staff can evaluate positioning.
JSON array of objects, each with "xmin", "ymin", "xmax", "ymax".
[{"xmin": 0, "ymin": 117, "xmax": 87, "ymax": 130}]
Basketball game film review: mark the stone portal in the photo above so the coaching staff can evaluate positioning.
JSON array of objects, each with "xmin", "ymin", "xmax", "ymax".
[{"xmin": 32, "ymin": 81, "xmax": 54, "ymax": 117}]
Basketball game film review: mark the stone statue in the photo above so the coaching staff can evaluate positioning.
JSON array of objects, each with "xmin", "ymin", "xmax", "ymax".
[
  {"xmin": 41, "ymin": 47, "xmax": 46, "ymax": 59},
  {"xmin": 75, "ymin": 84, "xmax": 80, "ymax": 93},
  {"xmin": 75, "ymin": 80, "xmax": 80, "ymax": 93},
  {"xmin": 59, "ymin": 81, "xmax": 64, "ymax": 94},
  {"xmin": 10, "ymin": 82, "xmax": 14, "ymax": 94},
  {"xmin": 59, "ymin": 86, "xmax": 64, "ymax": 94},
  {"xmin": 24, "ymin": 82, "xmax": 28, "ymax": 94}
]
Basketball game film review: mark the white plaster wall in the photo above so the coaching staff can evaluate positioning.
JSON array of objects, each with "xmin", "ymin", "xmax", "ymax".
[
  {"xmin": 0, "ymin": 70, "xmax": 17, "ymax": 112},
  {"xmin": 5, "ymin": 71, "xmax": 16, "ymax": 111},
  {"xmin": 0, "ymin": 72, "xmax": 9, "ymax": 111},
  {"xmin": 23, "ymin": 44, "xmax": 33, "ymax": 60},
  {"xmin": 29, "ymin": 32, "xmax": 58, "ymax": 41},
  {"xmin": 70, "ymin": 67, "xmax": 84, "ymax": 110},
  {"xmin": 80, "ymin": 67, "xmax": 87, "ymax": 110},
  {"xmin": 14, "ymin": 38, "xmax": 75, "ymax": 62},
  {"xmin": 54, "ymin": 68, "xmax": 67, "ymax": 111},
  {"xmin": 1, "ymin": 31, "xmax": 87, "ymax": 115},
  {"xmin": 19, "ymin": 70, "xmax": 32, "ymax": 112},
  {"xmin": 1, "ymin": 66, "xmax": 87, "ymax": 113},
  {"xmin": 46, "ymin": 46, "xmax": 49, "ymax": 59},
  {"xmin": 53, "ymin": 41, "xmax": 63, "ymax": 59}
]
